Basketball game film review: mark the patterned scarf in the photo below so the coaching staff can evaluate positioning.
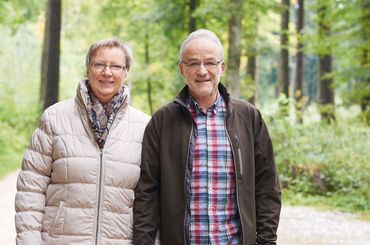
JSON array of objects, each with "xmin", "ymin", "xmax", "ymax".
[{"xmin": 83, "ymin": 81, "xmax": 129, "ymax": 148}]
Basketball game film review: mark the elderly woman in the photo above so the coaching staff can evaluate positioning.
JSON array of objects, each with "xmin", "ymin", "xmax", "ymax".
[{"xmin": 15, "ymin": 38, "xmax": 150, "ymax": 244}]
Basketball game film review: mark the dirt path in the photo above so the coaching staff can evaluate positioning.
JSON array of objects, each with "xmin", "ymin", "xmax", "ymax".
[
  {"xmin": 0, "ymin": 171, "xmax": 17, "ymax": 245},
  {"xmin": 277, "ymin": 205, "xmax": 370, "ymax": 244},
  {"xmin": 1, "ymin": 171, "xmax": 369, "ymax": 245}
]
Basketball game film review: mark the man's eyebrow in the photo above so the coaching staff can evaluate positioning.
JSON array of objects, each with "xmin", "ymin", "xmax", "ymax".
[{"xmin": 185, "ymin": 57, "xmax": 217, "ymax": 62}]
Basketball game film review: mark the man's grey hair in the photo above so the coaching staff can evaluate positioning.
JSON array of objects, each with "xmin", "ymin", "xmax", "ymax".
[
  {"xmin": 178, "ymin": 29, "xmax": 224, "ymax": 63},
  {"xmin": 85, "ymin": 37, "xmax": 133, "ymax": 76}
]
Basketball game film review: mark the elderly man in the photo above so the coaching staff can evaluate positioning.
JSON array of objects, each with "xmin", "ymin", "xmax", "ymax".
[{"xmin": 134, "ymin": 29, "xmax": 281, "ymax": 245}]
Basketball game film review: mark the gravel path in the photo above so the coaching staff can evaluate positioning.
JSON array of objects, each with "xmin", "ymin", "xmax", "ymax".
[
  {"xmin": 277, "ymin": 205, "xmax": 370, "ymax": 245},
  {"xmin": 1, "ymin": 171, "xmax": 370, "ymax": 245},
  {"xmin": 0, "ymin": 171, "xmax": 17, "ymax": 245}
]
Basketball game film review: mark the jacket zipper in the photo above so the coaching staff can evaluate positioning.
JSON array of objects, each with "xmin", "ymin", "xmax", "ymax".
[
  {"xmin": 95, "ymin": 149, "xmax": 104, "ymax": 245},
  {"xmin": 183, "ymin": 121, "xmax": 193, "ymax": 245},
  {"xmin": 225, "ymin": 126, "xmax": 245, "ymax": 243},
  {"xmin": 235, "ymin": 136, "xmax": 243, "ymax": 175}
]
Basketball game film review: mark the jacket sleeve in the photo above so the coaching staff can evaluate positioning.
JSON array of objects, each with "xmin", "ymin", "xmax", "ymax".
[
  {"xmin": 15, "ymin": 110, "xmax": 53, "ymax": 245},
  {"xmin": 133, "ymin": 117, "xmax": 161, "ymax": 245},
  {"xmin": 254, "ymin": 110, "xmax": 281, "ymax": 244}
]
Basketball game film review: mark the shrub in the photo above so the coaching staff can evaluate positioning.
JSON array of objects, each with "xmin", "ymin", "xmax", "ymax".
[
  {"xmin": 0, "ymin": 90, "xmax": 40, "ymax": 178},
  {"xmin": 267, "ymin": 111, "xmax": 370, "ymax": 214}
]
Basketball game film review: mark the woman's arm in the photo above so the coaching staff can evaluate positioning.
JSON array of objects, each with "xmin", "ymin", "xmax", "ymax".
[{"xmin": 15, "ymin": 110, "xmax": 53, "ymax": 245}]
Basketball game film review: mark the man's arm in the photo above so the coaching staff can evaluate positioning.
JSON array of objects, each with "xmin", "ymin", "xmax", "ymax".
[
  {"xmin": 133, "ymin": 118, "xmax": 161, "ymax": 245},
  {"xmin": 254, "ymin": 111, "xmax": 281, "ymax": 244}
]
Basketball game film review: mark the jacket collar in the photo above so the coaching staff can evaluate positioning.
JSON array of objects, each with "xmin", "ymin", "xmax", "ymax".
[
  {"xmin": 174, "ymin": 83, "xmax": 231, "ymax": 108},
  {"xmin": 74, "ymin": 79, "xmax": 130, "ymax": 142},
  {"xmin": 76, "ymin": 79, "xmax": 129, "ymax": 115}
]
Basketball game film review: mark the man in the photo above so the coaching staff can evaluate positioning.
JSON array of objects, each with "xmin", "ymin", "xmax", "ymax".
[{"xmin": 133, "ymin": 29, "xmax": 281, "ymax": 245}]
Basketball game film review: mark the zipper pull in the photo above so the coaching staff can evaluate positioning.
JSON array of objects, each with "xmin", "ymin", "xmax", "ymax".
[
  {"xmin": 234, "ymin": 135, "xmax": 243, "ymax": 175},
  {"xmin": 235, "ymin": 136, "xmax": 240, "ymax": 148}
]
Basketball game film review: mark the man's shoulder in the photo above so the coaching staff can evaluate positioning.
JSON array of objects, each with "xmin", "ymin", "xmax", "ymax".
[
  {"xmin": 146, "ymin": 101, "xmax": 188, "ymax": 130},
  {"xmin": 229, "ymin": 97, "xmax": 258, "ymax": 114},
  {"xmin": 152, "ymin": 101, "xmax": 183, "ymax": 117}
]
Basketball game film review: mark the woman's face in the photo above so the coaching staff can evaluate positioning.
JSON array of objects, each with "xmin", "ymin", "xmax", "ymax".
[{"xmin": 87, "ymin": 47, "xmax": 128, "ymax": 103}]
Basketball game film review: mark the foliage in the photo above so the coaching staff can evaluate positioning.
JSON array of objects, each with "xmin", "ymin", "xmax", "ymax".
[
  {"xmin": 304, "ymin": 0, "xmax": 370, "ymax": 109},
  {"xmin": 267, "ymin": 105, "xmax": 370, "ymax": 214},
  {"xmin": 0, "ymin": 22, "xmax": 42, "ymax": 179},
  {"xmin": 0, "ymin": 0, "xmax": 45, "ymax": 32},
  {"xmin": 0, "ymin": 0, "xmax": 369, "ymax": 218},
  {"xmin": 282, "ymin": 189, "xmax": 370, "ymax": 220},
  {"xmin": 0, "ymin": 93, "xmax": 39, "ymax": 179}
]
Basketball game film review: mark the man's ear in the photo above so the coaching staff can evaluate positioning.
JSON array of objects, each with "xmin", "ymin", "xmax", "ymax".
[
  {"xmin": 220, "ymin": 61, "xmax": 226, "ymax": 76},
  {"xmin": 178, "ymin": 63, "xmax": 185, "ymax": 77}
]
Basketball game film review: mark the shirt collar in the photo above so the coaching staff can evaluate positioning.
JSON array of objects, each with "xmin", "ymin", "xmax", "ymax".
[{"xmin": 186, "ymin": 93, "xmax": 223, "ymax": 115}]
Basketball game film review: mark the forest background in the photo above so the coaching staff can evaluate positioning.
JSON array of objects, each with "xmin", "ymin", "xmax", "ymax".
[{"xmin": 0, "ymin": 0, "xmax": 369, "ymax": 217}]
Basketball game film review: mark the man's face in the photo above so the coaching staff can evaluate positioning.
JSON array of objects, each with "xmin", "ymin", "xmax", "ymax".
[
  {"xmin": 87, "ymin": 47, "xmax": 127, "ymax": 103},
  {"xmin": 179, "ymin": 37, "xmax": 225, "ymax": 103}
]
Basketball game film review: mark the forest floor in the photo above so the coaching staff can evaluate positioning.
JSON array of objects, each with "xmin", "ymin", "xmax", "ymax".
[{"xmin": 1, "ymin": 171, "xmax": 369, "ymax": 245}]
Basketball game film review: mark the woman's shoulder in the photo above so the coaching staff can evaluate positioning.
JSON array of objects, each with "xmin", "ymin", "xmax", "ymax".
[
  {"xmin": 40, "ymin": 98, "xmax": 79, "ymax": 125},
  {"xmin": 127, "ymin": 105, "xmax": 151, "ymax": 124},
  {"xmin": 43, "ymin": 98, "xmax": 76, "ymax": 115},
  {"xmin": 35, "ymin": 98, "xmax": 77, "ymax": 135}
]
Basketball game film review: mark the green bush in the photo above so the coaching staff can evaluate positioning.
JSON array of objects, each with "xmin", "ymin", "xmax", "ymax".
[
  {"xmin": 0, "ymin": 92, "xmax": 40, "ymax": 179},
  {"xmin": 268, "ymin": 114, "xmax": 370, "ymax": 214}
]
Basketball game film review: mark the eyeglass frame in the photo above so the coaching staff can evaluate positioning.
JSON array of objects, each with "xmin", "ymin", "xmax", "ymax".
[
  {"xmin": 180, "ymin": 59, "xmax": 223, "ymax": 71},
  {"xmin": 90, "ymin": 62, "xmax": 126, "ymax": 73}
]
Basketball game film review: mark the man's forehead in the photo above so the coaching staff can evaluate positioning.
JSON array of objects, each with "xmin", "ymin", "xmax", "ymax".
[
  {"xmin": 183, "ymin": 39, "xmax": 219, "ymax": 54},
  {"xmin": 186, "ymin": 37, "xmax": 218, "ymax": 48}
]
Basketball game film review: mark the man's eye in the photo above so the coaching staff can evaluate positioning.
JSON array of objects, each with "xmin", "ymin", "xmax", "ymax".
[
  {"xmin": 189, "ymin": 63, "xmax": 200, "ymax": 68},
  {"xmin": 111, "ymin": 65, "xmax": 122, "ymax": 70},
  {"xmin": 206, "ymin": 62, "xmax": 217, "ymax": 67}
]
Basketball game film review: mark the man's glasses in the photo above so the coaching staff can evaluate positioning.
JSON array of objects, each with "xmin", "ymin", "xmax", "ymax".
[
  {"xmin": 90, "ymin": 62, "xmax": 126, "ymax": 74},
  {"xmin": 181, "ymin": 60, "xmax": 222, "ymax": 71}
]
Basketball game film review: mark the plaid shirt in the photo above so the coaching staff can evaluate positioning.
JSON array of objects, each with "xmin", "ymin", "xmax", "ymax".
[{"xmin": 186, "ymin": 94, "xmax": 241, "ymax": 245}]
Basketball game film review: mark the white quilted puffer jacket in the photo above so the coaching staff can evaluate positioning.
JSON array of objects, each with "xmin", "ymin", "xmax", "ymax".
[{"xmin": 15, "ymin": 81, "xmax": 150, "ymax": 244}]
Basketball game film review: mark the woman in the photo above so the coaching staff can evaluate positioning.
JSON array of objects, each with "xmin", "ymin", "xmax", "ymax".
[{"xmin": 15, "ymin": 38, "xmax": 150, "ymax": 244}]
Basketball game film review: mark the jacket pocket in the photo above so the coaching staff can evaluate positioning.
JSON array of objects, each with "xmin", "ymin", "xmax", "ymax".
[
  {"xmin": 49, "ymin": 201, "xmax": 65, "ymax": 237},
  {"xmin": 235, "ymin": 136, "xmax": 243, "ymax": 175}
]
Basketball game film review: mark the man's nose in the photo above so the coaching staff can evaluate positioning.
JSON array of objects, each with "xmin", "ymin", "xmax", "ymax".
[{"xmin": 197, "ymin": 64, "xmax": 208, "ymax": 75}]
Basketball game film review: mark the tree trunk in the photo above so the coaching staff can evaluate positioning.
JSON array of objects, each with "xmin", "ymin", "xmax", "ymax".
[
  {"xmin": 189, "ymin": 0, "xmax": 198, "ymax": 33},
  {"xmin": 360, "ymin": 0, "xmax": 370, "ymax": 111},
  {"xmin": 145, "ymin": 31, "xmax": 153, "ymax": 115},
  {"xmin": 247, "ymin": 55, "xmax": 257, "ymax": 105},
  {"xmin": 246, "ymin": 18, "xmax": 258, "ymax": 105},
  {"xmin": 318, "ymin": 2, "xmax": 335, "ymax": 122},
  {"xmin": 295, "ymin": 0, "xmax": 304, "ymax": 123},
  {"xmin": 40, "ymin": 0, "xmax": 61, "ymax": 110},
  {"xmin": 278, "ymin": 0, "xmax": 290, "ymax": 98},
  {"xmin": 227, "ymin": 0, "xmax": 244, "ymax": 98}
]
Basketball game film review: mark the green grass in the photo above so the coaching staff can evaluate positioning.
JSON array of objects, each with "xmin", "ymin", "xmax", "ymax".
[
  {"xmin": 282, "ymin": 189, "xmax": 370, "ymax": 221},
  {"xmin": 268, "ymin": 112, "xmax": 370, "ymax": 217},
  {"xmin": 0, "ymin": 122, "xmax": 28, "ymax": 179},
  {"xmin": 0, "ymin": 122, "xmax": 30, "ymax": 180},
  {"xmin": 0, "ymin": 149, "xmax": 23, "ymax": 179},
  {"xmin": 0, "ymin": 98, "xmax": 38, "ymax": 180},
  {"xmin": 0, "ymin": 125, "xmax": 27, "ymax": 180}
]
